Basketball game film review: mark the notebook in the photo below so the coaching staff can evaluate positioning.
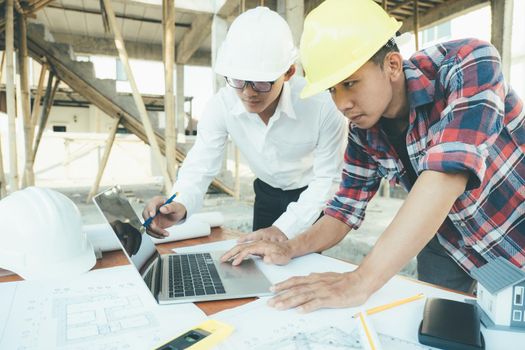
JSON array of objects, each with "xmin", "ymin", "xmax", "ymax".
[{"xmin": 92, "ymin": 185, "xmax": 273, "ymax": 305}]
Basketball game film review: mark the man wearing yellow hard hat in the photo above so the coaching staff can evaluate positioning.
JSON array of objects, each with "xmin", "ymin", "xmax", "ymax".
[
  {"xmin": 144, "ymin": 7, "xmax": 346, "ymax": 244},
  {"xmin": 222, "ymin": 0, "xmax": 525, "ymax": 311}
]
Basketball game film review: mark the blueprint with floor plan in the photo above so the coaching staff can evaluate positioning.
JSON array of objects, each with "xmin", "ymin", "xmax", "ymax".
[
  {"xmin": 213, "ymin": 298, "xmax": 436, "ymax": 350},
  {"xmin": 213, "ymin": 298, "xmax": 363, "ymax": 350},
  {"xmin": 0, "ymin": 265, "xmax": 206, "ymax": 350}
]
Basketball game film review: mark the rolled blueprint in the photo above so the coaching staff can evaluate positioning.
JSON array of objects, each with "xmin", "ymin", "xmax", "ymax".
[
  {"xmin": 191, "ymin": 212, "xmax": 224, "ymax": 228},
  {"xmin": 85, "ymin": 216, "xmax": 212, "ymax": 253},
  {"xmin": 84, "ymin": 223, "xmax": 121, "ymax": 252},
  {"xmin": 150, "ymin": 218, "xmax": 210, "ymax": 244}
]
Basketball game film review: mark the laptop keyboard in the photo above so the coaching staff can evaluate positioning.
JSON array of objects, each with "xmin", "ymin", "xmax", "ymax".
[{"xmin": 168, "ymin": 253, "xmax": 226, "ymax": 298}]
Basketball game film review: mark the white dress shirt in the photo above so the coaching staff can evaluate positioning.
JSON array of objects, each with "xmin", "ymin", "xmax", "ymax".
[{"xmin": 172, "ymin": 76, "xmax": 347, "ymax": 238}]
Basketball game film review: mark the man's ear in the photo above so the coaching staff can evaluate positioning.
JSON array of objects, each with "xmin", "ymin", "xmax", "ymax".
[
  {"xmin": 284, "ymin": 65, "xmax": 296, "ymax": 81},
  {"xmin": 384, "ymin": 52, "xmax": 403, "ymax": 80}
]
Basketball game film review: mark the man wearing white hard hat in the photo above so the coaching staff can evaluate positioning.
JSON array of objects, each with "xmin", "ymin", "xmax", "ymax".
[{"xmin": 143, "ymin": 7, "xmax": 346, "ymax": 242}]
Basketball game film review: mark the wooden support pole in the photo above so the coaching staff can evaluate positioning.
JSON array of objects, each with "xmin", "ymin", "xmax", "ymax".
[
  {"xmin": 0, "ymin": 51, "xmax": 6, "ymax": 85},
  {"xmin": 5, "ymin": 0, "xmax": 19, "ymax": 192},
  {"xmin": 18, "ymin": 15, "xmax": 34, "ymax": 187},
  {"xmin": 86, "ymin": 116, "xmax": 121, "ymax": 203},
  {"xmin": 414, "ymin": 0, "xmax": 420, "ymax": 51},
  {"xmin": 33, "ymin": 75, "xmax": 59, "ymax": 159},
  {"xmin": 389, "ymin": 0, "xmax": 417, "ymax": 14},
  {"xmin": 101, "ymin": 0, "xmax": 172, "ymax": 192},
  {"xmin": 27, "ymin": 0, "xmax": 55, "ymax": 14},
  {"xmin": 491, "ymin": 0, "xmax": 514, "ymax": 80},
  {"xmin": 234, "ymin": 0, "xmax": 245, "ymax": 200},
  {"xmin": 163, "ymin": 0, "xmax": 177, "ymax": 185},
  {"xmin": 0, "ymin": 51, "xmax": 8, "ymax": 195},
  {"xmin": 0, "ymin": 135, "xmax": 8, "ymax": 197},
  {"xmin": 30, "ymin": 62, "xmax": 48, "ymax": 131},
  {"xmin": 234, "ymin": 147, "xmax": 240, "ymax": 200}
]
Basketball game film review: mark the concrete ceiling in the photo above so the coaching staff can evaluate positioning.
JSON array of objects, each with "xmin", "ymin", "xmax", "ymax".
[
  {"xmin": 25, "ymin": 0, "xmax": 279, "ymax": 66},
  {"xmin": 31, "ymin": 0, "xmax": 213, "ymax": 65}
]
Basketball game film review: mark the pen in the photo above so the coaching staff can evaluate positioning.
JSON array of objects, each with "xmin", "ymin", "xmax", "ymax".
[
  {"xmin": 352, "ymin": 293, "xmax": 425, "ymax": 318},
  {"xmin": 142, "ymin": 192, "xmax": 179, "ymax": 229}
]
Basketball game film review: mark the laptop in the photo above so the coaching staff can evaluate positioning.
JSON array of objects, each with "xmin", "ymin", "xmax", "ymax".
[{"xmin": 92, "ymin": 185, "xmax": 273, "ymax": 305}]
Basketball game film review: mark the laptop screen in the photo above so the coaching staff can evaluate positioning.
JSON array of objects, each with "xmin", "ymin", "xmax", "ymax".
[{"xmin": 93, "ymin": 186, "xmax": 160, "ymax": 295}]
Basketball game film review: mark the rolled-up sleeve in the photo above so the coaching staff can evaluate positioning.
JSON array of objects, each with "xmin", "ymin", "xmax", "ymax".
[{"xmin": 418, "ymin": 42, "xmax": 506, "ymax": 191}]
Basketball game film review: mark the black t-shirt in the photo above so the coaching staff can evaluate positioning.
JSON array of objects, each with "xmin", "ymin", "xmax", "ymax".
[{"xmin": 384, "ymin": 123, "xmax": 418, "ymax": 186}]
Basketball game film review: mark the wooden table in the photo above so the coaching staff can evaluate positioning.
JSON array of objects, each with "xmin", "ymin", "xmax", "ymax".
[
  {"xmin": 0, "ymin": 227, "xmax": 255, "ymax": 316},
  {"xmin": 0, "ymin": 226, "xmax": 473, "ymax": 311}
]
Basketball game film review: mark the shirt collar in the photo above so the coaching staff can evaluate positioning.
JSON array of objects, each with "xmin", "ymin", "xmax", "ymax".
[
  {"xmin": 362, "ymin": 60, "xmax": 435, "ymax": 152},
  {"xmin": 403, "ymin": 59, "xmax": 435, "ymax": 108},
  {"xmin": 231, "ymin": 81, "xmax": 297, "ymax": 120}
]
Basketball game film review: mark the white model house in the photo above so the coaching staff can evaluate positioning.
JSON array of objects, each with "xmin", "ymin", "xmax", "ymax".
[{"xmin": 471, "ymin": 257, "xmax": 525, "ymax": 330}]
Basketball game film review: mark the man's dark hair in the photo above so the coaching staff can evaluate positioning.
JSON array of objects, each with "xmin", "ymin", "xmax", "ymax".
[{"xmin": 370, "ymin": 37, "xmax": 400, "ymax": 68}]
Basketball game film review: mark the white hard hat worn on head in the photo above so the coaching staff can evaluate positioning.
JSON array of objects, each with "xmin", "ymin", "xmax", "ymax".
[
  {"xmin": 214, "ymin": 6, "xmax": 298, "ymax": 82},
  {"xmin": 0, "ymin": 187, "xmax": 96, "ymax": 280}
]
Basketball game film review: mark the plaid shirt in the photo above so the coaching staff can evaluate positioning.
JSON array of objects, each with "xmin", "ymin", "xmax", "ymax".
[{"xmin": 325, "ymin": 38, "xmax": 525, "ymax": 273}]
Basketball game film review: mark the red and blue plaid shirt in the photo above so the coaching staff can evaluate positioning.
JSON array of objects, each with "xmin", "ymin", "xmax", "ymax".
[{"xmin": 325, "ymin": 38, "xmax": 525, "ymax": 273}]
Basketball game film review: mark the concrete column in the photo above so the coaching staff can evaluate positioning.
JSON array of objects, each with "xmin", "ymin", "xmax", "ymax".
[
  {"xmin": 175, "ymin": 64, "xmax": 185, "ymax": 136},
  {"xmin": 491, "ymin": 0, "xmax": 513, "ymax": 80},
  {"xmin": 211, "ymin": 14, "xmax": 228, "ymax": 93},
  {"xmin": 285, "ymin": 0, "xmax": 304, "ymax": 76}
]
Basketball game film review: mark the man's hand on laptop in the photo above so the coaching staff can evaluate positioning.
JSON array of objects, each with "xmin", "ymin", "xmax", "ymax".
[
  {"xmin": 142, "ymin": 196, "xmax": 187, "ymax": 239},
  {"xmin": 237, "ymin": 226, "xmax": 288, "ymax": 244},
  {"xmin": 220, "ymin": 240, "xmax": 293, "ymax": 266}
]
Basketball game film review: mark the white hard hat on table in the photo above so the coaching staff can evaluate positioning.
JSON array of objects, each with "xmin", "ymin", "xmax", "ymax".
[
  {"xmin": 214, "ymin": 6, "xmax": 298, "ymax": 82},
  {"xmin": 0, "ymin": 187, "xmax": 96, "ymax": 280}
]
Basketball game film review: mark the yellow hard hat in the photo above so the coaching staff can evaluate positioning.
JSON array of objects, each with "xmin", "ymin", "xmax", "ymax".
[{"xmin": 300, "ymin": 0, "xmax": 402, "ymax": 98}]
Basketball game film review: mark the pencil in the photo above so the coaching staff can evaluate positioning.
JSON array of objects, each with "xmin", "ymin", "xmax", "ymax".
[
  {"xmin": 352, "ymin": 293, "xmax": 425, "ymax": 318},
  {"xmin": 143, "ymin": 192, "xmax": 179, "ymax": 229},
  {"xmin": 358, "ymin": 312, "xmax": 381, "ymax": 350}
]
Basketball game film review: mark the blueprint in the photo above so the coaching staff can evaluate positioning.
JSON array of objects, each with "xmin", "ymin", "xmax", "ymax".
[
  {"xmin": 214, "ymin": 298, "xmax": 362, "ymax": 350},
  {"xmin": 237, "ymin": 324, "xmax": 362, "ymax": 350},
  {"xmin": 0, "ymin": 265, "xmax": 206, "ymax": 350},
  {"xmin": 213, "ymin": 297, "xmax": 438, "ymax": 350}
]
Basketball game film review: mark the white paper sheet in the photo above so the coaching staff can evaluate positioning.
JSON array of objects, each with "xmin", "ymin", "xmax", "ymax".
[
  {"xmin": 0, "ymin": 282, "xmax": 16, "ymax": 341},
  {"xmin": 0, "ymin": 265, "xmax": 207, "ymax": 350}
]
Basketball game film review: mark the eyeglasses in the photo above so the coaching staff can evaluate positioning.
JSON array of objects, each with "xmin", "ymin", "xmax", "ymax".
[{"xmin": 225, "ymin": 77, "xmax": 274, "ymax": 93}]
